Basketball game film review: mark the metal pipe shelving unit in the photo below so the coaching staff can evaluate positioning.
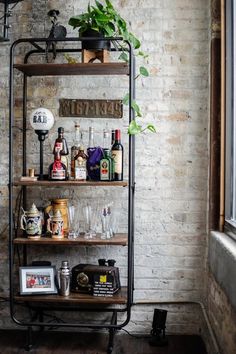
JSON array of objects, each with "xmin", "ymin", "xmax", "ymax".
[{"xmin": 8, "ymin": 37, "xmax": 135, "ymax": 354}]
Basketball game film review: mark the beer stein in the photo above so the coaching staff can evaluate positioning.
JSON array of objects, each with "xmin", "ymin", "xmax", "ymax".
[
  {"xmin": 45, "ymin": 198, "xmax": 69, "ymax": 234},
  {"xmin": 47, "ymin": 210, "xmax": 64, "ymax": 239},
  {"xmin": 20, "ymin": 204, "xmax": 42, "ymax": 239}
]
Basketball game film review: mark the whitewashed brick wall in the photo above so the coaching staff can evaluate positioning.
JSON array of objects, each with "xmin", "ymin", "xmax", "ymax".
[{"xmin": 0, "ymin": 0, "xmax": 210, "ymax": 334}]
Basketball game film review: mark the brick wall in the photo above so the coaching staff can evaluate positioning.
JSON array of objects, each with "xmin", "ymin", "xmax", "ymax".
[
  {"xmin": 207, "ymin": 272, "xmax": 236, "ymax": 354},
  {"xmin": 0, "ymin": 0, "xmax": 210, "ymax": 334}
]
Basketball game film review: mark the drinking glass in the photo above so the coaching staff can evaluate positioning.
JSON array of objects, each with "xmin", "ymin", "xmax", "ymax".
[
  {"xmin": 83, "ymin": 202, "xmax": 98, "ymax": 239},
  {"xmin": 68, "ymin": 204, "xmax": 80, "ymax": 239}
]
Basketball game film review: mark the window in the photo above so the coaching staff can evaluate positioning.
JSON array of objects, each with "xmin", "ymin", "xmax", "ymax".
[{"xmin": 225, "ymin": 0, "xmax": 236, "ymax": 237}]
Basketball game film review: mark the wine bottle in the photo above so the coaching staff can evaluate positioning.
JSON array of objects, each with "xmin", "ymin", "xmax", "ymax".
[
  {"xmin": 111, "ymin": 129, "xmax": 115, "ymax": 146},
  {"xmin": 49, "ymin": 150, "xmax": 67, "ymax": 181},
  {"xmin": 53, "ymin": 127, "xmax": 69, "ymax": 172},
  {"xmin": 71, "ymin": 123, "xmax": 81, "ymax": 179},
  {"xmin": 111, "ymin": 129, "xmax": 123, "ymax": 181},
  {"xmin": 53, "ymin": 127, "xmax": 69, "ymax": 155}
]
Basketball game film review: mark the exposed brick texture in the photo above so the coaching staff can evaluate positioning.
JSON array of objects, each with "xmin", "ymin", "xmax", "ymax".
[{"xmin": 0, "ymin": 0, "xmax": 210, "ymax": 336}]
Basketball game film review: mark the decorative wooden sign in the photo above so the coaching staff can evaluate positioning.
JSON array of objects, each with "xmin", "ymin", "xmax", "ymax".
[{"xmin": 59, "ymin": 99, "xmax": 123, "ymax": 119}]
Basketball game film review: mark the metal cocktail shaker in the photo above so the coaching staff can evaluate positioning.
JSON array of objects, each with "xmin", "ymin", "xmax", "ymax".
[{"xmin": 58, "ymin": 260, "xmax": 70, "ymax": 296}]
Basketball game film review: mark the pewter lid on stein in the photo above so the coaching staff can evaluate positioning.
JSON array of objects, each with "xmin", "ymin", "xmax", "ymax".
[{"xmin": 27, "ymin": 203, "xmax": 40, "ymax": 216}]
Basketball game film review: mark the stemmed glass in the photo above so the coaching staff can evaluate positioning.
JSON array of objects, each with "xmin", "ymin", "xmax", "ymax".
[{"xmin": 100, "ymin": 203, "xmax": 116, "ymax": 239}]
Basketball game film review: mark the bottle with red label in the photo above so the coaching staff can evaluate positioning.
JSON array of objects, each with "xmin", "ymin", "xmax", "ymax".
[
  {"xmin": 53, "ymin": 127, "xmax": 69, "ymax": 172},
  {"xmin": 48, "ymin": 150, "xmax": 67, "ymax": 181},
  {"xmin": 111, "ymin": 129, "xmax": 123, "ymax": 181}
]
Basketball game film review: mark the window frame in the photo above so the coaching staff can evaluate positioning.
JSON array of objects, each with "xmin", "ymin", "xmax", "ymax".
[{"xmin": 225, "ymin": 0, "xmax": 236, "ymax": 240}]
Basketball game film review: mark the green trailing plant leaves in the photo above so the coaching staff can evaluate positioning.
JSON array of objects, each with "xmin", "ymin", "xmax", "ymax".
[
  {"xmin": 95, "ymin": 0, "xmax": 104, "ymax": 10},
  {"xmin": 128, "ymin": 32, "xmax": 141, "ymax": 49},
  {"xmin": 146, "ymin": 124, "xmax": 156, "ymax": 133},
  {"xmin": 131, "ymin": 101, "xmax": 142, "ymax": 117},
  {"xmin": 123, "ymin": 93, "xmax": 129, "ymax": 105},
  {"xmin": 128, "ymin": 120, "xmax": 142, "ymax": 135},
  {"xmin": 140, "ymin": 66, "xmax": 149, "ymax": 77},
  {"xmin": 104, "ymin": 24, "xmax": 114, "ymax": 36},
  {"xmin": 118, "ymin": 52, "xmax": 128, "ymax": 62},
  {"xmin": 68, "ymin": 0, "xmax": 156, "ymax": 135},
  {"xmin": 105, "ymin": 0, "xmax": 114, "ymax": 9}
]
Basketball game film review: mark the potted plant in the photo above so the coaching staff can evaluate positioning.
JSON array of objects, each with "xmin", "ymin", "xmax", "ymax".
[{"xmin": 68, "ymin": 0, "xmax": 156, "ymax": 135}]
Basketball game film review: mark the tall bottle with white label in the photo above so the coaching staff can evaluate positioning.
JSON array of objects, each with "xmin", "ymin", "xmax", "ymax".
[{"xmin": 111, "ymin": 129, "xmax": 123, "ymax": 181}]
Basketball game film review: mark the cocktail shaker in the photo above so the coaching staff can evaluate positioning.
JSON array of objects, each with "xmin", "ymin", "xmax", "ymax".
[{"xmin": 58, "ymin": 260, "xmax": 70, "ymax": 296}]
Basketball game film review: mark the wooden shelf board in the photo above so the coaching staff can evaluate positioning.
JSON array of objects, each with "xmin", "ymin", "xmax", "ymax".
[
  {"xmin": 13, "ymin": 233, "xmax": 128, "ymax": 246},
  {"xmin": 14, "ymin": 179, "xmax": 128, "ymax": 187},
  {"xmin": 14, "ymin": 287, "xmax": 127, "ymax": 305},
  {"xmin": 14, "ymin": 63, "xmax": 129, "ymax": 76}
]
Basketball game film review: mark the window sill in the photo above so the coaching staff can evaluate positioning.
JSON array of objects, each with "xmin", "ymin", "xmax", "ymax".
[{"xmin": 209, "ymin": 231, "xmax": 236, "ymax": 310}]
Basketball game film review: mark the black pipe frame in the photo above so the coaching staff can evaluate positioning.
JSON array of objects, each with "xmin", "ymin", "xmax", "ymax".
[{"xmin": 9, "ymin": 37, "xmax": 135, "ymax": 331}]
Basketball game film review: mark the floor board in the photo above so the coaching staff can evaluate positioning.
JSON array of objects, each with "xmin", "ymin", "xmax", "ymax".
[{"xmin": 0, "ymin": 330, "xmax": 207, "ymax": 354}]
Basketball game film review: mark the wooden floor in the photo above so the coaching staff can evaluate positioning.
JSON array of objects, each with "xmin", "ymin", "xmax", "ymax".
[{"xmin": 0, "ymin": 330, "xmax": 207, "ymax": 354}]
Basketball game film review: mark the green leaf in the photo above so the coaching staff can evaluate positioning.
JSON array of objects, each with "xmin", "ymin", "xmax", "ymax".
[
  {"xmin": 139, "ymin": 66, "xmax": 149, "ymax": 77},
  {"xmin": 131, "ymin": 101, "xmax": 142, "ymax": 117},
  {"xmin": 105, "ymin": 0, "xmax": 114, "ymax": 9},
  {"xmin": 128, "ymin": 120, "xmax": 142, "ymax": 135},
  {"xmin": 123, "ymin": 93, "xmax": 129, "ymax": 105},
  {"xmin": 95, "ymin": 13, "xmax": 111, "ymax": 23},
  {"xmin": 146, "ymin": 124, "xmax": 156, "ymax": 133},
  {"xmin": 103, "ymin": 24, "xmax": 114, "ymax": 36},
  {"xmin": 108, "ymin": 21, "xmax": 116, "ymax": 31},
  {"xmin": 138, "ymin": 51, "xmax": 149, "ymax": 59},
  {"xmin": 118, "ymin": 52, "xmax": 128, "ymax": 63},
  {"xmin": 95, "ymin": 0, "xmax": 104, "ymax": 10},
  {"xmin": 128, "ymin": 32, "xmax": 141, "ymax": 49}
]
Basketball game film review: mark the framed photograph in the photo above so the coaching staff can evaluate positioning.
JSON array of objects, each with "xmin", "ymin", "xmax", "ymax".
[{"xmin": 19, "ymin": 266, "xmax": 58, "ymax": 295}]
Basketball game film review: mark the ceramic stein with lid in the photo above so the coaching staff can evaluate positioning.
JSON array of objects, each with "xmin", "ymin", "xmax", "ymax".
[
  {"xmin": 20, "ymin": 204, "xmax": 42, "ymax": 239},
  {"xmin": 47, "ymin": 210, "xmax": 64, "ymax": 239},
  {"xmin": 45, "ymin": 198, "xmax": 69, "ymax": 234}
]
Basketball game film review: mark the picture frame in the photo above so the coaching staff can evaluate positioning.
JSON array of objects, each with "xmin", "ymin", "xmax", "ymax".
[{"xmin": 19, "ymin": 266, "xmax": 58, "ymax": 295}]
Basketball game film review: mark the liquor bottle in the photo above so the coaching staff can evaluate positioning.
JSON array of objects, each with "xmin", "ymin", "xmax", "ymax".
[
  {"xmin": 102, "ymin": 129, "xmax": 110, "ymax": 149},
  {"xmin": 74, "ymin": 146, "xmax": 87, "ymax": 181},
  {"xmin": 53, "ymin": 127, "xmax": 69, "ymax": 171},
  {"xmin": 110, "ymin": 129, "xmax": 115, "ymax": 181},
  {"xmin": 53, "ymin": 127, "xmax": 69, "ymax": 155},
  {"xmin": 111, "ymin": 129, "xmax": 123, "ymax": 181},
  {"xmin": 100, "ymin": 149, "xmax": 112, "ymax": 181},
  {"xmin": 48, "ymin": 150, "xmax": 67, "ymax": 180},
  {"xmin": 88, "ymin": 126, "xmax": 95, "ymax": 149},
  {"xmin": 111, "ymin": 129, "xmax": 115, "ymax": 146},
  {"xmin": 70, "ymin": 123, "xmax": 81, "ymax": 179}
]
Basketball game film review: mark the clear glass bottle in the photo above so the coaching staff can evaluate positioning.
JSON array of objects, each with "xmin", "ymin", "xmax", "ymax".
[
  {"xmin": 88, "ymin": 126, "xmax": 95, "ymax": 149},
  {"xmin": 102, "ymin": 129, "xmax": 110, "ymax": 150}
]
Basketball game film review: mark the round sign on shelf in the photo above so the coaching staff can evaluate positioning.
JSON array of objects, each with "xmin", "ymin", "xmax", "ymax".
[{"xmin": 30, "ymin": 107, "xmax": 54, "ymax": 131}]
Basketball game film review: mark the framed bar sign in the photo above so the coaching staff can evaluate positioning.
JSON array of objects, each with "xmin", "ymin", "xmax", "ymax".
[{"xmin": 59, "ymin": 99, "xmax": 123, "ymax": 119}]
